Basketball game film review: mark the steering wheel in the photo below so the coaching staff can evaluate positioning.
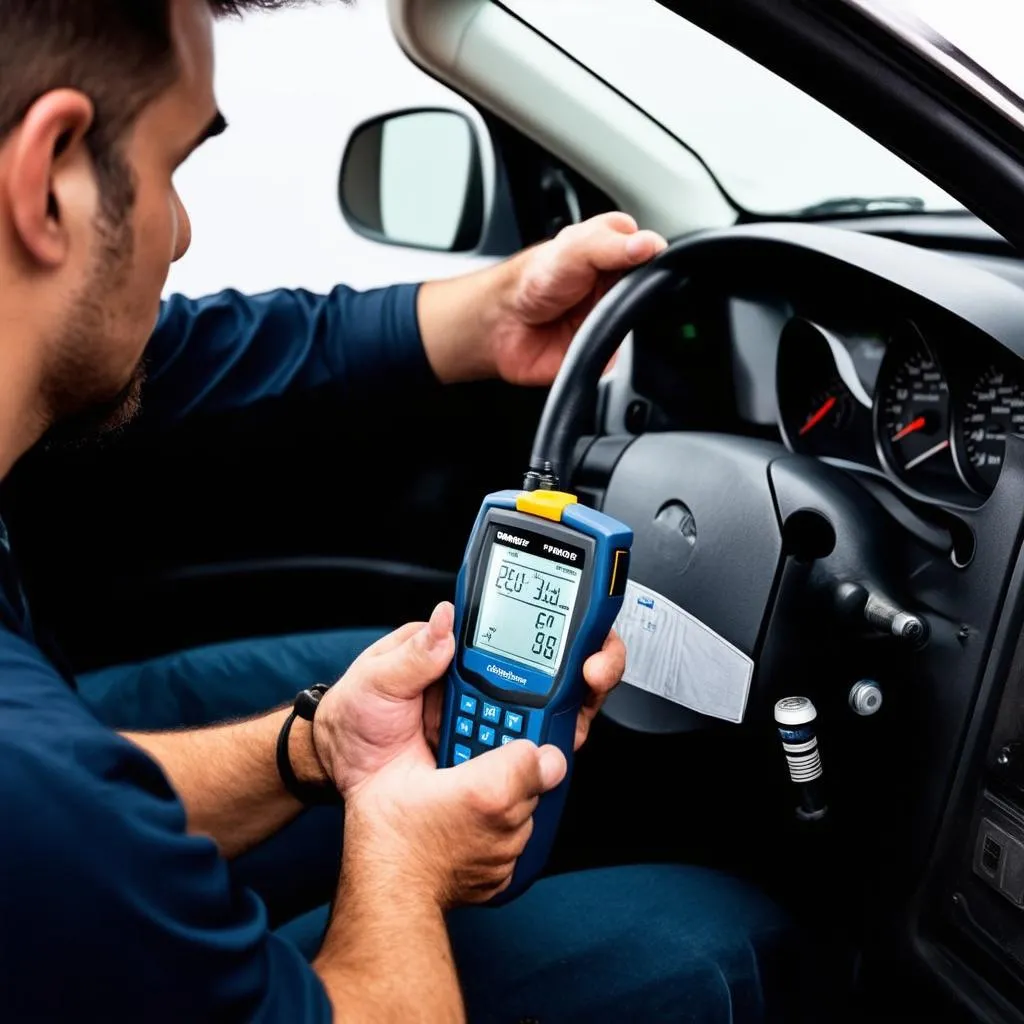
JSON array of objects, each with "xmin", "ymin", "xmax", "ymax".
[{"xmin": 526, "ymin": 228, "xmax": 1024, "ymax": 738}]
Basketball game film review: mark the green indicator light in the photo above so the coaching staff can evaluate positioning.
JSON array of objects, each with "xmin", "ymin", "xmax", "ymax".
[{"xmin": 681, "ymin": 323, "xmax": 698, "ymax": 341}]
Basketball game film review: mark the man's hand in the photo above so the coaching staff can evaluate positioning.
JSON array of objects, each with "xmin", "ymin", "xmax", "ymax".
[
  {"xmin": 312, "ymin": 604, "xmax": 456, "ymax": 795},
  {"xmin": 313, "ymin": 615, "xmax": 568, "ymax": 1022},
  {"xmin": 312, "ymin": 602, "xmax": 626, "ymax": 796},
  {"xmin": 312, "ymin": 603, "xmax": 568, "ymax": 903},
  {"xmin": 418, "ymin": 212, "xmax": 668, "ymax": 385},
  {"xmin": 343, "ymin": 738, "xmax": 565, "ymax": 906}
]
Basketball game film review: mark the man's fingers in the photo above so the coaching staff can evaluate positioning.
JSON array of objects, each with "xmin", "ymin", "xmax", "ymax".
[
  {"xmin": 452, "ymin": 740, "xmax": 566, "ymax": 825},
  {"xmin": 514, "ymin": 213, "xmax": 667, "ymax": 328},
  {"xmin": 352, "ymin": 621, "xmax": 425, "ymax": 664},
  {"xmin": 582, "ymin": 630, "xmax": 626, "ymax": 700},
  {"xmin": 355, "ymin": 602, "xmax": 455, "ymax": 700},
  {"xmin": 559, "ymin": 215, "xmax": 668, "ymax": 275},
  {"xmin": 422, "ymin": 682, "xmax": 443, "ymax": 751},
  {"xmin": 574, "ymin": 712, "xmax": 593, "ymax": 752},
  {"xmin": 573, "ymin": 631, "xmax": 626, "ymax": 751},
  {"xmin": 588, "ymin": 210, "xmax": 639, "ymax": 235}
]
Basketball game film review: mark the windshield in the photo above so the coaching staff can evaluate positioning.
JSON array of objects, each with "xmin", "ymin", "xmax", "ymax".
[{"xmin": 500, "ymin": 0, "xmax": 962, "ymax": 216}]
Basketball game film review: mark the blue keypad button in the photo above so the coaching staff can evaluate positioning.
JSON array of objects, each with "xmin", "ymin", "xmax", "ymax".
[
  {"xmin": 500, "ymin": 733, "xmax": 515, "ymax": 747},
  {"xmin": 456, "ymin": 717, "xmax": 474, "ymax": 738},
  {"xmin": 453, "ymin": 744, "xmax": 472, "ymax": 765},
  {"xmin": 459, "ymin": 694, "xmax": 478, "ymax": 716},
  {"xmin": 478, "ymin": 725, "xmax": 496, "ymax": 747},
  {"xmin": 503, "ymin": 711, "xmax": 524, "ymax": 734},
  {"xmin": 481, "ymin": 703, "xmax": 501, "ymax": 723}
]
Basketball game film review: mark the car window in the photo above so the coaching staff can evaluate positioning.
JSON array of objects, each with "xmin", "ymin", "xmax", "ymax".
[
  {"xmin": 501, "ymin": 0, "xmax": 961, "ymax": 216},
  {"xmin": 165, "ymin": 3, "xmax": 493, "ymax": 300}
]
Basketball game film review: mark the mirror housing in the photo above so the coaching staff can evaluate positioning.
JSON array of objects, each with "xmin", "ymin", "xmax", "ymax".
[{"xmin": 340, "ymin": 108, "xmax": 486, "ymax": 252}]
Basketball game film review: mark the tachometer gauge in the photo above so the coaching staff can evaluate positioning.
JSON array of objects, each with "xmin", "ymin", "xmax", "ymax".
[
  {"xmin": 955, "ymin": 363, "xmax": 1024, "ymax": 493},
  {"xmin": 777, "ymin": 318, "xmax": 874, "ymax": 461},
  {"xmin": 875, "ymin": 324, "xmax": 958, "ymax": 493},
  {"xmin": 794, "ymin": 381, "xmax": 857, "ymax": 447}
]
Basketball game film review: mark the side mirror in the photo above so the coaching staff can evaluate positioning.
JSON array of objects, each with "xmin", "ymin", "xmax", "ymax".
[{"xmin": 340, "ymin": 109, "xmax": 485, "ymax": 252}]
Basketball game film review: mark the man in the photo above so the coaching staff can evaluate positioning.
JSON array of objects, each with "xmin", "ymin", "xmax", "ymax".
[{"xmin": 0, "ymin": 0, "xmax": 803, "ymax": 1021}]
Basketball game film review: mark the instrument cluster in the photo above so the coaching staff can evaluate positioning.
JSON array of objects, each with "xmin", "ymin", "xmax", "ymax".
[{"xmin": 776, "ymin": 316, "xmax": 1024, "ymax": 504}]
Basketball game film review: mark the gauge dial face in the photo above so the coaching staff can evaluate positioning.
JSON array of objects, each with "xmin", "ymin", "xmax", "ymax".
[
  {"xmin": 776, "ymin": 319, "xmax": 873, "ymax": 461},
  {"xmin": 957, "ymin": 364, "xmax": 1024, "ymax": 492},
  {"xmin": 876, "ymin": 328, "xmax": 957, "ymax": 489},
  {"xmin": 794, "ymin": 380, "xmax": 857, "ymax": 451}
]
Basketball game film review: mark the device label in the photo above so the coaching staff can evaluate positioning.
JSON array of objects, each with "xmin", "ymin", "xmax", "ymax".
[
  {"xmin": 486, "ymin": 664, "xmax": 528, "ymax": 687},
  {"xmin": 491, "ymin": 526, "xmax": 585, "ymax": 568},
  {"xmin": 496, "ymin": 531, "xmax": 530, "ymax": 548},
  {"xmin": 541, "ymin": 543, "xmax": 577, "ymax": 562}
]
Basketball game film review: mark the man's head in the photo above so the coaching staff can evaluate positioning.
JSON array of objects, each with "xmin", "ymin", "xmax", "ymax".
[{"xmin": 0, "ymin": 0, "xmax": 293, "ymax": 451}]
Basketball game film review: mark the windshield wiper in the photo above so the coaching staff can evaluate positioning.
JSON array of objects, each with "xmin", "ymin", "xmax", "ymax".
[{"xmin": 794, "ymin": 195, "xmax": 927, "ymax": 217}]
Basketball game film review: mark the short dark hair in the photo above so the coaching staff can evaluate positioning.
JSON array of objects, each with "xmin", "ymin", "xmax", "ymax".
[{"xmin": 0, "ymin": 1, "xmax": 302, "ymax": 219}]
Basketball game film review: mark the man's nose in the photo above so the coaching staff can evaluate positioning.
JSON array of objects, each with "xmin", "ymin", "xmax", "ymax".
[{"xmin": 172, "ymin": 191, "xmax": 192, "ymax": 262}]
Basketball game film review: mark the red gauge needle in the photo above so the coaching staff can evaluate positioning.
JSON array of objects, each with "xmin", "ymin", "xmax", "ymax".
[
  {"xmin": 891, "ymin": 415, "xmax": 927, "ymax": 443},
  {"xmin": 800, "ymin": 395, "xmax": 837, "ymax": 436}
]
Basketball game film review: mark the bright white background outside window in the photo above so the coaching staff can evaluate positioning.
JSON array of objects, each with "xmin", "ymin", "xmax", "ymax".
[
  {"xmin": 166, "ymin": 0, "xmax": 1014, "ymax": 300},
  {"xmin": 164, "ymin": 3, "xmax": 490, "ymax": 299},
  {"xmin": 504, "ymin": 0, "xmax": 959, "ymax": 214},
  {"xmin": 894, "ymin": 0, "xmax": 1024, "ymax": 100}
]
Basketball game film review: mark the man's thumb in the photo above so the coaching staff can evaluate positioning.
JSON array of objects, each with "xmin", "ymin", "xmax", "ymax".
[
  {"xmin": 454, "ymin": 741, "xmax": 567, "ymax": 808},
  {"xmin": 362, "ymin": 602, "xmax": 455, "ymax": 700}
]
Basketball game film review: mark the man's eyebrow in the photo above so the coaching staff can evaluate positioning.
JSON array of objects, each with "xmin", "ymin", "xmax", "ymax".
[{"xmin": 185, "ymin": 110, "xmax": 228, "ymax": 159}]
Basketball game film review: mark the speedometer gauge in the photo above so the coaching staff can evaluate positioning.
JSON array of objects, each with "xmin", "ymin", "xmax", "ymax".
[
  {"xmin": 955, "ymin": 364, "xmax": 1024, "ymax": 493},
  {"xmin": 875, "ymin": 324, "xmax": 959, "ymax": 493}
]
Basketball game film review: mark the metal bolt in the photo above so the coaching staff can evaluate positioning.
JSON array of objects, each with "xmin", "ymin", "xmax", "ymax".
[
  {"xmin": 849, "ymin": 679, "xmax": 883, "ymax": 716},
  {"xmin": 893, "ymin": 613, "xmax": 926, "ymax": 642},
  {"xmin": 998, "ymin": 746, "xmax": 1013, "ymax": 767}
]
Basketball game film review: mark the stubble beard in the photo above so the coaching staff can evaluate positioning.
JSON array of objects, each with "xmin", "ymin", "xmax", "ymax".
[{"xmin": 40, "ymin": 207, "xmax": 148, "ymax": 452}]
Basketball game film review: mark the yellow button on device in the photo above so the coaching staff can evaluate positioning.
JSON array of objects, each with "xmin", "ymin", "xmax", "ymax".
[{"xmin": 515, "ymin": 490, "xmax": 578, "ymax": 523}]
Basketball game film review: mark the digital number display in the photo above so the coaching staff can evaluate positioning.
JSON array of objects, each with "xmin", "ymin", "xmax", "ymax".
[{"xmin": 472, "ymin": 540, "xmax": 583, "ymax": 675}]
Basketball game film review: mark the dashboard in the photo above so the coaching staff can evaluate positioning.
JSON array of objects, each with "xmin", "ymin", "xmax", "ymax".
[
  {"xmin": 620, "ymin": 244, "xmax": 1024, "ymax": 511},
  {"xmin": 593, "ymin": 221, "xmax": 1024, "ymax": 1024},
  {"xmin": 776, "ymin": 314, "xmax": 1024, "ymax": 505}
]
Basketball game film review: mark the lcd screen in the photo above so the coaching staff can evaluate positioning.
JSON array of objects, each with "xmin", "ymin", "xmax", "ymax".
[{"xmin": 472, "ymin": 539, "xmax": 584, "ymax": 674}]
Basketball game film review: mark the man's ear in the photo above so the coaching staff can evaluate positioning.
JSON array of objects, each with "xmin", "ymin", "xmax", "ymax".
[{"xmin": 5, "ymin": 89, "xmax": 96, "ymax": 269}]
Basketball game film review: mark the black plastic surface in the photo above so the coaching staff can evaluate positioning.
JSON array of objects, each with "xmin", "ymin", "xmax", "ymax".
[
  {"xmin": 600, "ymin": 433, "xmax": 785, "ymax": 734},
  {"xmin": 909, "ymin": 437, "xmax": 1024, "ymax": 1015}
]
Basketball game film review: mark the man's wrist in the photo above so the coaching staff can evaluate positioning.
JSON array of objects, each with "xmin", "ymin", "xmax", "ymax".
[
  {"xmin": 417, "ymin": 256, "xmax": 521, "ymax": 384},
  {"xmin": 286, "ymin": 711, "xmax": 331, "ymax": 789},
  {"xmin": 341, "ymin": 797, "xmax": 448, "ymax": 908}
]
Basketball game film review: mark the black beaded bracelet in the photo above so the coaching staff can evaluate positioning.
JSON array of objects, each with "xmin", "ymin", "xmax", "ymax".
[{"xmin": 275, "ymin": 684, "xmax": 341, "ymax": 806}]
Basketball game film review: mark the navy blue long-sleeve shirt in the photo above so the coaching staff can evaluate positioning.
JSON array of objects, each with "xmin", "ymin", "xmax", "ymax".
[
  {"xmin": 149, "ymin": 282, "xmax": 430, "ymax": 421},
  {"xmin": 0, "ymin": 284, "xmax": 426, "ymax": 1021}
]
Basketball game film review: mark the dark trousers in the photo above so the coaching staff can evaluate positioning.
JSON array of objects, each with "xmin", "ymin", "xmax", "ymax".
[{"xmin": 80, "ymin": 631, "xmax": 807, "ymax": 1024}]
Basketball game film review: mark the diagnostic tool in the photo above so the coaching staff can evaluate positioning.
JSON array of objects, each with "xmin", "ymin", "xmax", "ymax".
[{"xmin": 438, "ymin": 488, "xmax": 633, "ymax": 901}]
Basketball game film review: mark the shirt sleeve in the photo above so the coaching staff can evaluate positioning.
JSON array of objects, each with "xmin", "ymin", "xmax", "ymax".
[
  {"xmin": 142, "ymin": 283, "xmax": 433, "ymax": 425},
  {"xmin": 0, "ymin": 635, "xmax": 332, "ymax": 1024}
]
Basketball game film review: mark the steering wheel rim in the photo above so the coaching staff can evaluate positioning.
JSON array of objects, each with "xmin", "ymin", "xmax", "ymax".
[
  {"xmin": 527, "ymin": 256, "xmax": 678, "ymax": 489},
  {"xmin": 527, "ymin": 227, "xmax": 954, "ymax": 735}
]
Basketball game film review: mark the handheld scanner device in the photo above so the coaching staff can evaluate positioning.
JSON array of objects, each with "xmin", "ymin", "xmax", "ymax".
[{"xmin": 438, "ymin": 489, "xmax": 633, "ymax": 903}]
